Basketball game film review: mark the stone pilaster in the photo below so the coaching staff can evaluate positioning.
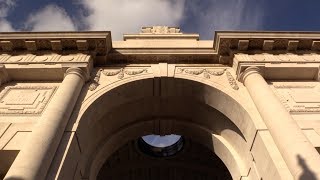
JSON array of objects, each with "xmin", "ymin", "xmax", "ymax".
[
  {"xmin": 240, "ymin": 67, "xmax": 320, "ymax": 180},
  {"xmin": 4, "ymin": 67, "xmax": 87, "ymax": 180}
]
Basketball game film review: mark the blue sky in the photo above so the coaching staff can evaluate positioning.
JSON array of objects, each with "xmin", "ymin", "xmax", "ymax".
[{"xmin": 1, "ymin": 0, "xmax": 320, "ymax": 40}]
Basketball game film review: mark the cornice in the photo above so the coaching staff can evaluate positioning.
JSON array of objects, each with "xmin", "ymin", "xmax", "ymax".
[
  {"xmin": 214, "ymin": 31, "xmax": 320, "ymax": 56},
  {"xmin": 114, "ymin": 31, "xmax": 320, "ymax": 65},
  {"xmin": 234, "ymin": 54, "xmax": 320, "ymax": 81},
  {"xmin": 213, "ymin": 31, "xmax": 320, "ymax": 80},
  {"xmin": 0, "ymin": 31, "xmax": 320, "ymax": 77},
  {"xmin": 0, "ymin": 31, "xmax": 112, "ymax": 55}
]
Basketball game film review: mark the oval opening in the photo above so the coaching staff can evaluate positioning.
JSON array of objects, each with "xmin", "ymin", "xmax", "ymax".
[{"xmin": 138, "ymin": 134, "xmax": 183, "ymax": 157}]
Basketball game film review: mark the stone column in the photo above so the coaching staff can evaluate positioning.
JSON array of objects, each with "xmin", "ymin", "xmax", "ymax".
[
  {"xmin": 5, "ymin": 67, "xmax": 87, "ymax": 180},
  {"xmin": 240, "ymin": 67, "xmax": 320, "ymax": 179}
]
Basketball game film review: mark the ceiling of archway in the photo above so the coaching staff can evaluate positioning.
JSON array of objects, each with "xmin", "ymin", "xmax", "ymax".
[{"xmin": 97, "ymin": 137, "xmax": 232, "ymax": 180}]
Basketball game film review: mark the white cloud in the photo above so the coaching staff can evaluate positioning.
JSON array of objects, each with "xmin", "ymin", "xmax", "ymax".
[
  {"xmin": 0, "ymin": 0, "xmax": 15, "ymax": 31},
  {"xmin": 0, "ymin": 0, "xmax": 15, "ymax": 18},
  {"xmin": 0, "ymin": 19, "xmax": 14, "ymax": 31},
  {"xmin": 184, "ymin": 0, "xmax": 265, "ymax": 39},
  {"xmin": 25, "ymin": 4, "xmax": 76, "ymax": 31},
  {"xmin": 79, "ymin": 0, "xmax": 185, "ymax": 40}
]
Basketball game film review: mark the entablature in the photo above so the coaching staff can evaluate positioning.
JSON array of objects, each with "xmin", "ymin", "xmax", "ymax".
[
  {"xmin": 0, "ymin": 31, "xmax": 111, "ymax": 55},
  {"xmin": 0, "ymin": 32, "xmax": 111, "ymax": 81},
  {"xmin": 233, "ymin": 53, "xmax": 320, "ymax": 80},
  {"xmin": 213, "ymin": 32, "xmax": 320, "ymax": 80},
  {"xmin": 0, "ymin": 30, "xmax": 320, "ymax": 81}
]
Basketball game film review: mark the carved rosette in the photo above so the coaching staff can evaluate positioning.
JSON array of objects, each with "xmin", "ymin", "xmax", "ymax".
[
  {"xmin": 226, "ymin": 71, "xmax": 239, "ymax": 90},
  {"xmin": 89, "ymin": 69, "xmax": 102, "ymax": 91},
  {"xmin": 177, "ymin": 68, "xmax": 226, "ymax": 79},
  {"xmin": 102, "ymin": 68, "xmax": 148, "ymax": 79}
]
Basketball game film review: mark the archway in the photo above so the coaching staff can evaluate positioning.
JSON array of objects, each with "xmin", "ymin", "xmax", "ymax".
[
  {"xmin": 74, "ymin": 75, "xmax": 260, "ymax": 179},
  {"xmin": 97, "ymin": 136, "xmax": 232, "ymax": 180}
]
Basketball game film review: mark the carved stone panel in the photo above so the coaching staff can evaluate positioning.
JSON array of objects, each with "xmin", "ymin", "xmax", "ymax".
[
  {"xmin": 175, "ymin": 67, "xmax": 239, "ymax": 90},
  {"xmin": 0, "ymin": 53, "xmax": 91, "ymax": 64},
  {"xmin": 176, "ymin": 68, "xmax": 226, "ymax": 79},
  {"xmin": 272, "ymin": 83, "xmax": 320, "ymax": 113},
  {"xmin": 0, "ymin": 85, "xmax": 56, "ymax": 115},
  {"xmin": 235, "ymin": 53, "xmax": 320, "ymax": 63}
]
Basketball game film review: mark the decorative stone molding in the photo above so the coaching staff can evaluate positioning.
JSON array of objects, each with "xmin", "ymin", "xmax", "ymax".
[
  {"xmin": 318, "ymin": 65, "xmax": 320, "ymax": 81},
  {"xmin": 0, "ymin": 41, "xmax": 13, "ymax": 51},
  {"xmin": 102, "ymin": 68, "xmax": 148, "ymax": 79},
  {"xmin": 0, "ymin": 53, "xmax": 91, "ymax": 64},
  {"xmin": 141, "ymin": 26, "xmax": 181, "ymax": 34},
  {"xmin": 234, "ymin": 53, "xmax": 320, "ymax": 81},
  {"xmin": 0, "ymin": 85, "xmax": 57, "ymax": 115},
  {"xmin": 176, "ymin": 68, "xmax": 226, "ymax": 79},
  {"xmin": 215, "ymin": 32, "xmax": 320, "ymax": 54},
  {"xmin": 263, "ymin": 40, "xmax": 274, "ymax": 51},
  {"xmin": 0, "ymin": 65, "xmax": 9, "ymax": 86},
  {"xmin": 238, "ymin": 66, "xmax": 263, "ymax": 83},
  {"xmin": 272, "ymin": 83, "xmax": 320, "ymax": 113},
  {"xmin": 25, "ymin": 41, "xmax": 37, "ymax": 51},
  {"xmin": 0, "ymin": 32, "xmax": 111, "ymax": 55},
  {"xmin": 226, "ymin": 71, "xmax": 239, "ymax": 90},
  {"xmin": 287, "ymin": 40, "xmax": 299, "ymax": 51},
  {"xmin": 238, "ymin": 40, "xmax": 249, "ymax": 51},
  {"xmin": 89, "ymin": 69, "xmax": 102, "ymax": 91},
  {"xmin": 65, "ymin": 67, "xmax": 89, "ymax": 83},
  {"xmin": 235, "ymin": 53, "xmax": 320, "ymax": 63}
]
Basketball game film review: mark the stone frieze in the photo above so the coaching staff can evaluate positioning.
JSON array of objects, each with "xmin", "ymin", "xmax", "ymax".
[
  {"xmin": 235, "ymin": 53, "xmax": 320, "ymax": 63},
  {"xmin": 0, "ymin": 53, "xmax": 91, "ymax": 64},
  {"xmin": 102, "ymin": 68, "xmax": 149, "ymax": 79},
  {"xmin": 175, "ymin": 67, "xmax": 239, "ymax": 90}
]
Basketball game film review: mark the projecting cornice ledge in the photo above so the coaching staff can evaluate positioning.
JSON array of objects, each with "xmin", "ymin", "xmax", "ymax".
[
  {"xmin": 233, "ymin": 53, "xmax": 320, "ymax": 81},
  {"xmin": 213, "ymin": 32, "xmax": 320, "ymax": 80},
  {"xmin": 214, "ymin": 31, "xmax": 320, "ymax": 55},
  {"xmin": 0, "ymin": 31, "xmax": 112, "ymax": 56}
]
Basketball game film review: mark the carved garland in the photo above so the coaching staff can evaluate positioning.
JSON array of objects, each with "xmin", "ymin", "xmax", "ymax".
[
  {"xmin": 177, "ymin": 68, "xmax": 226, "ymax": 79},
  {"xmin": 102, "ymin": 68, "xmax": 148, "ymax": 79},
  {"xmin": 177, "ymin": 68, "xmax": 239, "ymax": 90},
  {"xmin": 89, "ymin": 69, "xmax": 102, "ymax": 91},
  {"xmin": 226, "ymin": 71, "xmax": 239, "ymax": 90}
]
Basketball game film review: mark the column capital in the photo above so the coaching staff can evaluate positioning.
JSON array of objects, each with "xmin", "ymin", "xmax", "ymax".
[
  {"xmin": 239, "ymin": 66, "xmax": 263, "ymax": 83},
  {"xmin": 65, "ymin": 67, "xmax": 89, "ymax": 83}
]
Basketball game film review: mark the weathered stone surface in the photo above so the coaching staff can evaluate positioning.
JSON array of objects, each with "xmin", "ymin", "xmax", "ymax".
[{"xmin": 1, "ymin": 27, "xmax": 320, "ymax": 180}]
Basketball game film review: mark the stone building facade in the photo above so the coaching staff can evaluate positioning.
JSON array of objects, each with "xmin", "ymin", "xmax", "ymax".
[{"xmin": 0, "ymin": 26, "xmax": 320, "ymax": 179}]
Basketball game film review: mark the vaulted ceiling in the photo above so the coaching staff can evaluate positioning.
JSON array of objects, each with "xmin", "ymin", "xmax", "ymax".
[{"xmin": 97, "ymin": 137, "xmax": 232, "ymax": 180}]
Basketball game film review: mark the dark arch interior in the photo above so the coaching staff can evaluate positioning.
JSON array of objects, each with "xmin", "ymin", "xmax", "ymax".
[
  {"xmin": 77, "ymin": 77, "xmax": 248, "ymax": 179},
  {"xmin": 97, "ymin": 137, "xmax": 232, "ymax": 180}
]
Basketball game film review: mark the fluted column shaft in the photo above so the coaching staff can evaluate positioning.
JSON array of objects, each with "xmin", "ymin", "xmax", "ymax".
[
  {"xmin": 241, "ymin": 67, "xmax": 320, "ymax": 180},
  {"xmin": 5, "ymin": 68, "xmax": 86, "ymax": 180}
]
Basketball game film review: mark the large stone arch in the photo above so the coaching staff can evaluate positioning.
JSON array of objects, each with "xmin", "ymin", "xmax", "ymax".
[{"xmin": 69, "ymin": 71, "xmax": 264, "ymax": 179}]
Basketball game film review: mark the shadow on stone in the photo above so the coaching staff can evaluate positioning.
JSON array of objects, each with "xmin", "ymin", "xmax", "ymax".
[
  {"xmin": 4, "ymin": 177, "xmax": 25, "ymax": 180},
  {"xmin": 298, "ymin": 155, "xmax": 316, "ymax": 180}
]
